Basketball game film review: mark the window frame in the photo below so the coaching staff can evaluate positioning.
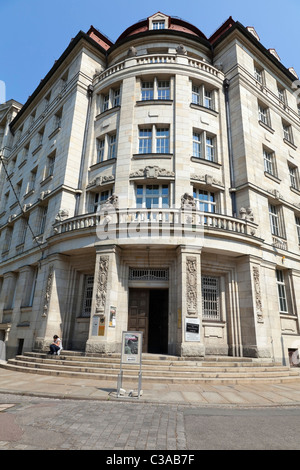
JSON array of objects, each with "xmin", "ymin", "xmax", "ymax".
[
  {"xmin": 192, "ymin": 83, "xmax": 215, "ymax": 110},
  {"xmin": 192, "ymin": 129, "xmax": 217, "ymax": 162},
  {"xmin": 193, "ymin": 188, "xmax": 217, "ymax": 213},
  {"xmin": 138, "ymin": 125, "xmax": 170, "ymax": 155},
  {"xmin": 289, "ymin": 164, "xmax": 299, "ymax": 190},
  {"xmin": 202, "ymin": 275, "xmax": 220, "ymax": 320},
  {"xmin": 276, "ymin": 269, "xmax": 288, "ymax": 313},
  {"xmin": 283, "ymin": 122, "xmax": 294, "ymax": 144},
  {"xmin": 263, "ymin": 148, "xmax": 276, "ymax": 176},
  {"xmin": 269, "ymin": 203, "xmax": 285, "ymax": 238},
  {"xmin": 135, "ymin": 184, "xmax": 170, "ymax": 210},
  {"xmin": 295, "ymin": 215, "xmax": 300, "ymax": 244}
]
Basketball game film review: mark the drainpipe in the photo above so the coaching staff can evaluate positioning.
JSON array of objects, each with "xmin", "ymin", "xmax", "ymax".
[
  {"xmin": 223, "ymin": 78, "xmax": 237, "ymax": 217},
  {"xmin": 74, "ymin": 84, "xmax": 94, "ymax": 216}
]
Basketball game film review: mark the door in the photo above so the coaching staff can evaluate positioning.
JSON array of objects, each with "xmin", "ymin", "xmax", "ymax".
[
  {"xmin": 128, "ymin": 289, "xmax": 149, "ymax": 352},
  {"xmin": 128, "ymin": 288, "xmax": 169, "ymax": 354},
  {"xmin": 148, "ymin": 289, "xmax": 168, "ymax": 354}
]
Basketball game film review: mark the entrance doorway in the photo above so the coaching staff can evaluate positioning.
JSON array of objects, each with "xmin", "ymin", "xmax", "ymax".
[{"xmin": 128, "ymin": 288, "xmax": 168, "ymax": 354}]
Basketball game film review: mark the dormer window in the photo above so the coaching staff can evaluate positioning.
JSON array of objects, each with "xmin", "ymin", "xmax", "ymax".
[{"xmin": 149, "ymin": 13, "xmax": 169, "ymax": 31}]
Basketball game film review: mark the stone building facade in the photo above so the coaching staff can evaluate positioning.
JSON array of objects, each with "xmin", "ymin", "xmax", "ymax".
[{"xmin": 1, "ymin": 13, "xmax": 300, "ymax": 364}]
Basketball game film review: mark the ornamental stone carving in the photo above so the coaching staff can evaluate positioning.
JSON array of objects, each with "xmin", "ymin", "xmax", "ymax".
[
  {"xmin": 186, "ymin": 257, "xmax": 197, "ymax": 315},
  {"xmin": 127, "ymin": 46, "xmax": 137, "ymax": 57},
  {"xmin": 96, "ymin": 255, "xmax": 109, "ymax": 313},
  {"xmin": 102, "ymin": 194, "xmax": 119, "ymax": 209},
  {"xmin": 191, "ymin": 173, "xmax": 222, "ymax": 187},
  {"xmin": 130, "ymin": 166, "xmax": 175, "ymax": 179},
  {"xmin": 181, "ymin": 193, "xmax": 196, "ymax": 209},
  {"xmin": 55, "ymin": 209, "xmax": 69, "ymax": 222},
  {"xmin": 176, "ymin": 44, "xmax": 187, "ymax": 55},
  {"xmin": 86, "ymin": 175, "xmax": 114, "ymax": 189},
  {"xmin": 239, "ymin": 207, "xmax": 254, "ymax": 222},
  {"xmin": 42, "ymin": 265, "xmax": 54, "ymax": 317},
  {"xmin": 253, "ymin": 266, "xmax": 263, "ymax": 323}
]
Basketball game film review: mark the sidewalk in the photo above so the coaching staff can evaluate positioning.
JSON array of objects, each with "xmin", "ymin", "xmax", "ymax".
[{"xmin": 1, "ymin": 366, "xmax": 300, "ymax": 407}]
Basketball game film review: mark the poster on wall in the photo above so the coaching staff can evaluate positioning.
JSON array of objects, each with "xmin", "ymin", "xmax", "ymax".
[
  {"xmin": 185, "ymin": 318, "xmax": 200, "ymax": 342},
  {"xmin": 92, "ymin": 315, "xmax": 105, "ymax": 336},
  {"xmin": 109, "ymin": 306, "xmax": 116, "ymax": 327},
  {"xmin": 121, "ymin": 331, "xmax": 143, "ymax": 364}
]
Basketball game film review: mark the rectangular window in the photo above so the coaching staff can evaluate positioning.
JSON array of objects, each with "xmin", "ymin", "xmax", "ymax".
[
  {"xmin": 92, "ymin": 190, "xmax": 110, "ymax": 213},
  {"xmin": 45, "ymin": 153, "xmax": 55, "ymax": 179},
  {"xmin": 108, "ymin": 134, "xmax": 117, "ymax": 159},
  {"xmin": 258, "ymin": 105, "xmax": 271, "ymax": 127},
  {"xmin": 2, "ymin": 227, "xmax": 13, "ymax": 253},
  {"xmin": 263, "ymin": 149, "xmax": 276, "ymax": 175},
  {"xmin": 295, "ymin": 215, "xmax": 300, "ymax": 244},
  {"xmin": 192, "ymin": 130, "xmax": 216, "ymax": 162},
  {"xmin": 152, "ymin": 21, "xmax": 165, "ymax": 29},
  {"xmin": 192, "ymin": 85, "xmax": 201, "ymax": 105},
  {"xmin": 269, "ymin": 204, "xmax": 281, "ymax": 237},
  {"xmin": 81, "ymin": 275, "xmax": 94, "ymax": 317},
  {"xmin": 141, "ymin": 82, "xmax": 154, "ymax": 101},
  {"xmin": 254, "ymin": 66, "xmax": 263, "ymax": 84},
  {"xmin": 278, "ymin": 86, "xmax": 286, "ymax": 103},
  {"xmin": 54, "ymin": 109, "xmax": 62, "ymax": 130},
  {"xmin": 202, "ymin": 276, "xmax": 220, "ymax": 320},
  {"xmin": 276, "ymin": 270, "xmax": 288, "ymax": 313},
  {"xmin": 39, "ymin": 206, "xmax": 48, "ymax": 234},
  {"xmin": 205, "ymin": 136, "xmax": 215, "ymax": 161},
  {"xmin": 289, "ymin": 165, "xmax": 299, "ymax": 189},
  {"xmin": 156, "ymin": 128, "xmax": 169, "ymax": 153},
  {"xmin": 27, "ymin": 168, "xmax": 37, "ymax": 193},
  {"xmin": 139, "ymin": 128, "xmax": 152, "ymax": 153},
  {"xmin": 193, "ymin": 189, "xmax": 216, "ymax": 213},
  {"xmin": 136, "ymin": 184, "xmax": 169, "ymax": 209},
  {"xmin": 204, "ymin": 90, "xmax": 213, "ymax": 109},
  {"xmin": 193, "ymin": 132, "xmax": 201, "ymax": 158},
  {"xmin": 102, "ymin": 94, "xmax": 109, "ymax": 112},
  {"xmin": 192, "ymin": 84, "xmax": 214, "ymax": 109},
  {"xmin": 283, "ymin": 122, "xmax": 293, "ymax": 143},
  {"xmin": 18, "ymin": 218, "xmax": 28, "ymax": 245},
  {"xmin": 157, "ymin": 81, "xmax": 170, "ymax": 100},
  {"xmin": 97, "ymin": 138, "xmax": 105, "ymax": 163},
  {"xmin": 28, "ymin": 268, "xmax": 38, "ymax": 307},
  {"xmin": 16, "ymin": 180, "xmax": 22, "ymax": 200},
  {"xmin": 113, "ymin": 88, "xmax": 120, "ymax": 107}
]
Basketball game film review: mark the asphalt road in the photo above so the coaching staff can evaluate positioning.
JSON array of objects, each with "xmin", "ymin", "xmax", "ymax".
[{"xmin": 0, "ymin": 393, "xmax": 299, "ymax": 451}]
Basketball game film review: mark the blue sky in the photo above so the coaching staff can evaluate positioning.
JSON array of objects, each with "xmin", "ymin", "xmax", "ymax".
[{"xmin": 1, "ymin": 0, "xmax": 300, "ymax": 104}]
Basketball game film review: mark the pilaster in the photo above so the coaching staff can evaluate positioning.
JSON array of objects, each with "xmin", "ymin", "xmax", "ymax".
[
  {"xmin": 86, "ymin": 244, "xmax": 123, "ymax": 354},
  {"xmin": 176, "ymin": 245, "xmax": 205, "ymax": 357}
]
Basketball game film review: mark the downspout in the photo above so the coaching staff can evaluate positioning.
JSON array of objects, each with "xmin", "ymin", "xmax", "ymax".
[
  {"xmin": 74, "ymin": 83, "xmax": 94, "ymax": 216},
  {"xmin": 223, "ymin": 78, "xmax": 237, "ymax": 217}
]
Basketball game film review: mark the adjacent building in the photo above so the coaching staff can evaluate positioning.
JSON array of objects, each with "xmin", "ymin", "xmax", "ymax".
[{"xmin": 1, "ymin": 12, "xmax": 300, "ymax": 364}]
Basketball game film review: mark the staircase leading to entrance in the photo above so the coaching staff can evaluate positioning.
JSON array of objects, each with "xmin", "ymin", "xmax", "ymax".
[{"xmin": 1, "ymin": 351, "xmax": 300, "ymax": 384}]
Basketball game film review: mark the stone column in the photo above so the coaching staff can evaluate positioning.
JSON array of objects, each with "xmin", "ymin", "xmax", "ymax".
[
  {"xmin": 33, "ymin": 254, "xmax": 70, "ymax": 351},
  {"xmin": 176, "ymin": 245, "xmax": 204, "ymax": 357},
  {"xmin": 236, "ymin": 256, "xmax": 272, "ymax": 359},
  {"xmin": 86, "ymin": 244, "xmax": 123, "ymax": 354}
]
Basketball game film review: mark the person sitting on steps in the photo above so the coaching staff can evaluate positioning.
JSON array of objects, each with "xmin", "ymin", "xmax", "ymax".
[{"xmin": 48, "ymin": 335, "xmax": 62, "ymax": 355}]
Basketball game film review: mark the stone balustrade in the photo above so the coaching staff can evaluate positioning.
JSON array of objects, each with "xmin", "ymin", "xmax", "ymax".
[{"xmin": 52, "ymin": 208, "xmax": 258, "ymax": 241}]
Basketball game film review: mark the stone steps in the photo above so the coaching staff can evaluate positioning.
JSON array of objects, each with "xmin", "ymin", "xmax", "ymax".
[{"xmin": 1, "ymin": 351, "xmax": 299, "ymax": 384}]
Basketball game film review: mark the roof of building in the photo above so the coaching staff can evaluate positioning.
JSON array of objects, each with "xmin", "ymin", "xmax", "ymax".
[
  {"xmin": 114, "ymin": 12, "xmax": 207, "ymax": 42},
  {"xmin": 9, "ymin": 13, "xmax": 298, "ymax": 130}
]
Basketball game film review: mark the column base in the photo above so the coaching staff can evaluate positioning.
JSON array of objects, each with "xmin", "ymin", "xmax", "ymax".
[
  {"xmin": 242, "ymin": 345, "xmax": 272, "ymax": 358},
  {"xmin": 85, "ymin": 339, "xmax": 121, "ymax": 355},
  {"xmin": 180, "ymin": 342, "xmax": 205, "ymax": 358}
]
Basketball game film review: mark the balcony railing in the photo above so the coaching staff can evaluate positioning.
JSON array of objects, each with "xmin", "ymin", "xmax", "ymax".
[
  {"xmin": 52, "ymin": 208, "xmax": 258, "ymax": 241},
  {"xmin": 95, "ymin": 54, "xmax": 223, "ymax": 85}
]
